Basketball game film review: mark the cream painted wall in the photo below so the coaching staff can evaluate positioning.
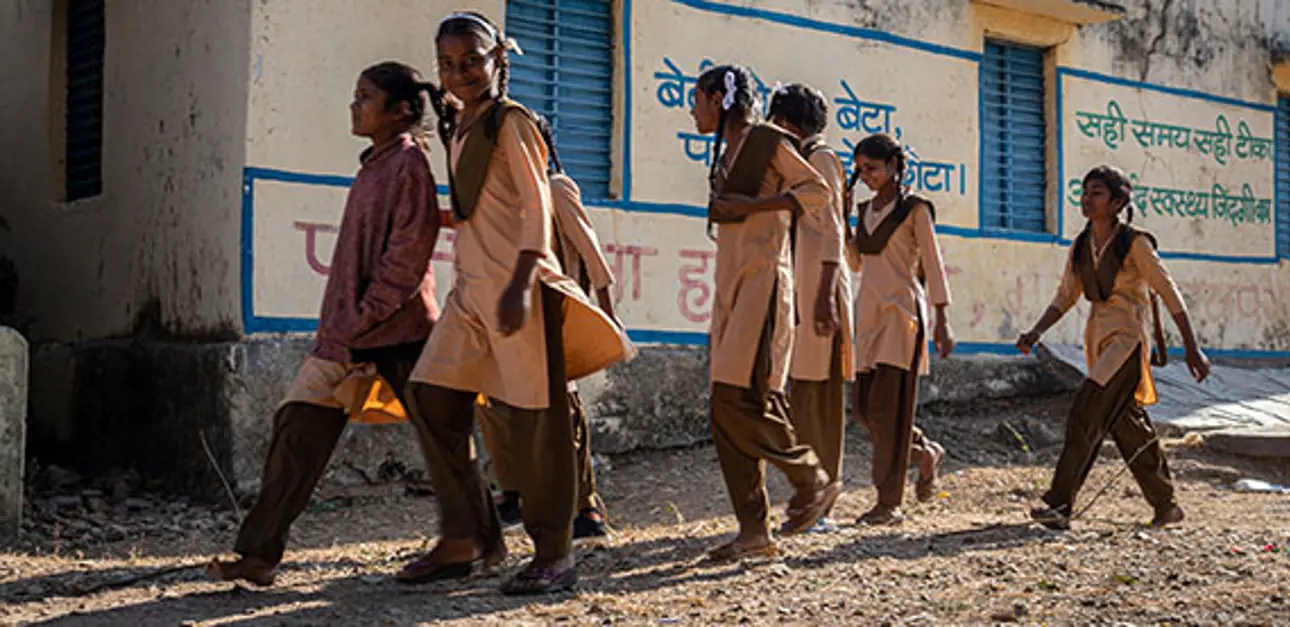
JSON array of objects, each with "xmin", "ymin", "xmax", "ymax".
[
  {"xmin": 5, "ymin": 0, "xmax": 1285, "ymax": 355},
  {"xmin": 0, "ymin": 0, "xmax": 251, "ymax": 341},
  {"xmin": 245, "ymin": 0, "xmax": 1290, "ymax": 355}
]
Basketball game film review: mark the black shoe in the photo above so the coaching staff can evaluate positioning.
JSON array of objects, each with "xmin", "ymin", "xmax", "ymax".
[
  {"xmin": 572, "ymin": 508, "xmax": 608, "ymax": 540},
  {"xmin": 497, "ymin": 491, "xmax": 522, "ymax": 529}
]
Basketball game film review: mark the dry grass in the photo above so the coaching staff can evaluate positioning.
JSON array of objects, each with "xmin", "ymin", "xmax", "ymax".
[{"xmin": 3, "ymin": 394, "xmax": 1289, "ymax": 626}]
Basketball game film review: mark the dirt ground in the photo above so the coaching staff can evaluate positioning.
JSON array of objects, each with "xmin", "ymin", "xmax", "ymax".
[{"xmin": 3, "ymin": 393, "xmax": 1289, "ymax": 626}]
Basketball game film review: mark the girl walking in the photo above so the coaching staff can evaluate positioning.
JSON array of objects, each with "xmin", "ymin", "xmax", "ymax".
[{"xmin": 1018, "ymin": 164, "xmax": 1207, "ymax": 530}]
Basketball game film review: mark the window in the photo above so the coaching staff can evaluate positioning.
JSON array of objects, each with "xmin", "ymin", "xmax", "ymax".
[
  {"xmin": 64, "ymin": 0, "xmax": 105, "ymax": 201},
  {"xmin": 1277, "ymin": 94, "xmax": 1289, "ymax": 258},
  {"xmin": 505, "ymin": 0, "xmax": 614, "ymax": 199},
  {"xmin": 980, "ymin": 40, "xmax": 1047, "ymax": 233}
]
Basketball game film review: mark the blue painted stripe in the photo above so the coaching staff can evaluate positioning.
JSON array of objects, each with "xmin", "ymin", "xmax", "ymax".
[
  {"xmin": 244, "ymin": 165, "xmax": 450, "ymax": 195},
  {"xmin": 627, "ymin": 329, "xmax": 708, "ymax": 345},
  {"xmin": 240, "ymin": 172, "xmax": 255, "ymax": 335},
  {"xmin": 241, "ymin": 166, "xmax": 1279, "ymax": 262},
  {"xmin": 669, "ymin": 0, "xmax": 982, "ymax": 62},
  {"xmin": 1057, "ymin": 67, "xmax": 1277, "ymax": 112},
  {"xmin": 621, "ymin": 0, "xmax": 634, "ymax": 202}
]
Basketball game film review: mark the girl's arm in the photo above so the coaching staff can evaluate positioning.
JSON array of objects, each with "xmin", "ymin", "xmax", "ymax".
[
  {"xmin": 1017, "ymin": 256, "xmax": 1080, "ymax": 354},
  {"xmin": 497, "ymin": 113, "xmax": 553, "ymax": 336},
  {"xmin": 771, "ymin": 140, "xmax": 839, "ymax": 335},
  {"xmin": 351, "ymin": 156, "xmax": 441, "ymax": 338},
  {"xmin": 1131, "ymin": 237, "xmax": 1210, "ymax": 381},
  {"xmin": 912, "ymin": 203, "xmax": 955, "ymax": 358}
]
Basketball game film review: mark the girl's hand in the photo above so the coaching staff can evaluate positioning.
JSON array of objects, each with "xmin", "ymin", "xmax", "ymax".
[
  {"xmin": 813, "ymin": 288, "xmax": 839, "ymax": 337},
  {"xmin": 709, "ymin": 193, "xmax": 755, "ymax": 223},
  {"xmin": 497, "ymin": 282, "xmax": 531, "ymax": 337},
  {"xmin": 1016, "ymin": 330, "xmax": 1040, "ymax": 355},
  {"xmin": 934, "ymin": 318, "xmax": 955, "ymax": 359},
  {"xmin": 1185, "ymin": 346, "xmax": 1211, "ymax": 383}
]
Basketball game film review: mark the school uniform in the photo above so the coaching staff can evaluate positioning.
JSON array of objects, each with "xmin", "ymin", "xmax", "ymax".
[
  {"xmin": 708, "ymin": 123, "xmax": 835, "ymax": 537},
  {"xmin": 787, "ymin": 136, "xmax": 852, "ymax": 487},
  {"xmin": 851, "ymin": 194, "xmax": 952, "ymax": 509},
  {"xmin": 477, "ymin": 172, "xmax": 615, "ymax": 514},
  {"xmin": 407, "ymin": 101, "xmax": 633, "ymax": 564},
  {"xmin": 1041, "ymin": 224, "xmax": 1183, "ymax": 514},
  {"xmin": 235, "ymin": 133, "xmax": 440, "ymax": 567}
]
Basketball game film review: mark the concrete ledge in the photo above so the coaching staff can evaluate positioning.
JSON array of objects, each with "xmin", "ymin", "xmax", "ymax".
[
  {"xmin": 25, "ymin": 337, "xmax": 1075, "ymax": 502},
  {"xmin": 1204, "ymin": 426, "xmax": 1290, "ymax": 459},
  {"xmin": 1, "ymin": 326, "xmax": 27, "ymax": 538}
]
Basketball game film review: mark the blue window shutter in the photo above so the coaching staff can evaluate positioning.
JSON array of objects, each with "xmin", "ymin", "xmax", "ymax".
[
  {"xmin": 980, "ymin": 40, "xmax": 1047, "ymax": 233},
  {"xmin": 506, "ymin": 0, "xmax": 614, "ymax": 200},
  {"xmin": 1277, "ymin": 95, "xmax": 1290, "ymax": 258},
  {"xmin": 66, "ymin": 0, "xmax": 105, "ymax": 201}
]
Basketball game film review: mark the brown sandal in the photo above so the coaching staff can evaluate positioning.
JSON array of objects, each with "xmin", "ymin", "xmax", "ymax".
[
  {"xmin": 857, "ymin": 504, "xmax": 906, "ymax": 526},
  {"xmin": 396, "ymin": 543, "xmax": 506, "ymax": 585},
  {"xmin": 706, "ymin": 539, "xmax": 780, "ymax": 562},
  {"xmin": 205, "ymin": 556, "xmax": 277, "ymax": 587},
  {"xmin": 781, "ymin": 480, "xmax": 842, "ymax": 536},
  {"xmin": 500, "ymin": 561, "xmax": 578, "ymax": 595},
  {"xmin": 915, "ymin": 441, "xmax": 945, "ymax": 503}
]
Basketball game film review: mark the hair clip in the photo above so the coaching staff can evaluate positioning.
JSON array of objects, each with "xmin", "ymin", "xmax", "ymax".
[{"xmin": 721, "ymin": 70, "xmax": 737, "ymax": 111}]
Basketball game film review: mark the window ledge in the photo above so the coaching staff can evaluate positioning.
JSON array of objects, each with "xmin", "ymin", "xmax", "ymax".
[{"xmin": 971, "ymin": 0, "xmax": 1126, "ymax": 25}]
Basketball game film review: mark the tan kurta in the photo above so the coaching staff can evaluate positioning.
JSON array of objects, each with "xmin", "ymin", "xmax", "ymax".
[
  {"xmin": 550, "ymin": 173, "xmax": 614, "ymax": 292},
  {"xmin": 1049, "ymin": 231, "xmax": 1187, "ymax": 406},
  {"xmin": 790, "ymin": 141, "xmax": 853, "ymax": 382},
  {"xmin": 710, "ymin": 129, "xmax": 832, "ymax": 393},
  {"xmin": 852, "ymin": 200, "xmax": 952, "ymax": 376},
  {"xmin": 410, "ymin": 108, "xmax": 634, "ymax": 409}
]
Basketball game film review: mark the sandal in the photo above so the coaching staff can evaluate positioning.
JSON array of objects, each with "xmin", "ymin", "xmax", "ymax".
[
  {"xmin": 915, "ymin": 441, "xmax": 945, "ymax": 503},
  {"xmin": 500, "ymin": 562, "xmax": 578, "ymax": 595},
  {"xmin": 857, "ymin": 504, "xmax": 906, "ymax": 526},
  {"xmin": 1030, "ymin": 505, "xmax": 1071, "ymax": 531},
  {"xmin": 706, "ymin": 538, "xmax": 780, "ymax": 562},
  {"xmin": 1149, "ymin": 504, "xmax": 1185, "ymax": 528},
  {"xmin": 780, "ymin": 480, "xmax": 842, "ymax": 536},
  {"xmin": 395, "ymin": 554, "xmax": 476, "ymax": 584},
  {"xmin": 205, "ymin": 556, "xmax": 277, "ymax": 587}
]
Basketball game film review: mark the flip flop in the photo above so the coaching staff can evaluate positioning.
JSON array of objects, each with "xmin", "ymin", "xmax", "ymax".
[
  {"xmin": 857, "ymin": 505, "xmax": 906, "ymax": 526},
  {"xmin": 915, "ymin": 441, "xmax": 946, "ymax": 503},
  {"xmin": 205, "ymin": 556, "xmax": 277, "ymax": 587},
  {"xmin": 781, "ymin": 480, "xmax": 842, "ymax": 536},
  {"xmin": 706, "ymin": 539, "xmax": 780, "ymax": 562},
  {"xmin": 395, "ymin": 554, "xmax": 476, "ymax": 584},
  {"xmin": 500, "ymin": 563, "xmax": 578, "ymax": 595}
]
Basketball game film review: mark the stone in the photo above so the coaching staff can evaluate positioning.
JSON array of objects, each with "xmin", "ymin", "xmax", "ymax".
[
  {"xmin": 0, "ymin": 327, "xmax": 27, "ymax": 539},
  {"xmin": 1205, "ymin": 426, "xmax": 1290, "ymax": 459}
]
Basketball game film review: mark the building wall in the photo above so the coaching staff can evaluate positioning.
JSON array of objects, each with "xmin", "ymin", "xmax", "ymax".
[
  {"xmin": 0, "ymin": 0, "xmax": 252, "ymax": 342},
  {"xmin": 246, "ymin": 0, "xmax": 1290, "ymax": 357}
]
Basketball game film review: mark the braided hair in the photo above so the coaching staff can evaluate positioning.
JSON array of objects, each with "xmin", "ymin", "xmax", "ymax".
[
  {"xmin": 1072, "ymin": 164, "xmax": 1135, "ymax": 271},
  {"xmin": 533, "ymin": 113, "xmax": 564, "ymax": 175},
  {"xmin": 767, "ymin": 82, "xmax": 828, "ymax": 136},
  {"xmin": 428, "ymin": 11, "xmax": 514, "ymax": 152},
  {"xmin": 696, "ymin": 65, "xmax": 760, "ymax": 191},
  {"xmin": 359, "ymin": 61, "xmax": 437, "ymax": 150},
  {"xmin": 849, "ymin": 133, "xmax": 907, "ymax": 221}
]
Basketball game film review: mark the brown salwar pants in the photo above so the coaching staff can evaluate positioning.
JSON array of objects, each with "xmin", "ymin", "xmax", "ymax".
[
  {"xmin": 711, "ymin": 289, "xmax": 824, "ymax": 537},
  {"xmin": 477, "ymin": 388, "xmax": 601, "ymax": 512},
  {"xmin": 853, "ymin": 323, "xmax": 934, "ymax": 508},
  {"xmin": 1043, "ymin": 347, "xmax": 1175, "ymax": 513},
  {"xmin": 409, "ymin": 286, "xmax": 576, "ymax": 563},
  {"xmin": 788, "ymin": 332, "xmax": 846, "ymax": 485},
  {"xmin": 234, "ymin": 342, "xmax": 422, "ymax": 566}
]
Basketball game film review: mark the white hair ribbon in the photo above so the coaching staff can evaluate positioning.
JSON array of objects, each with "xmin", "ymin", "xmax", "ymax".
[
  {"xmin": 721, "ymin": 70, "xmax": 737, "ymax": 111},
  {"xmin": 440, "ymin": 13, "xmax": 524, "ymax": 55}
]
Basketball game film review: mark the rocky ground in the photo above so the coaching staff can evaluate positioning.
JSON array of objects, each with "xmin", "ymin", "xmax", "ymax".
[{"xmin": 3, "ymin": 392, "xmax": 1289, "ymax": 626}]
